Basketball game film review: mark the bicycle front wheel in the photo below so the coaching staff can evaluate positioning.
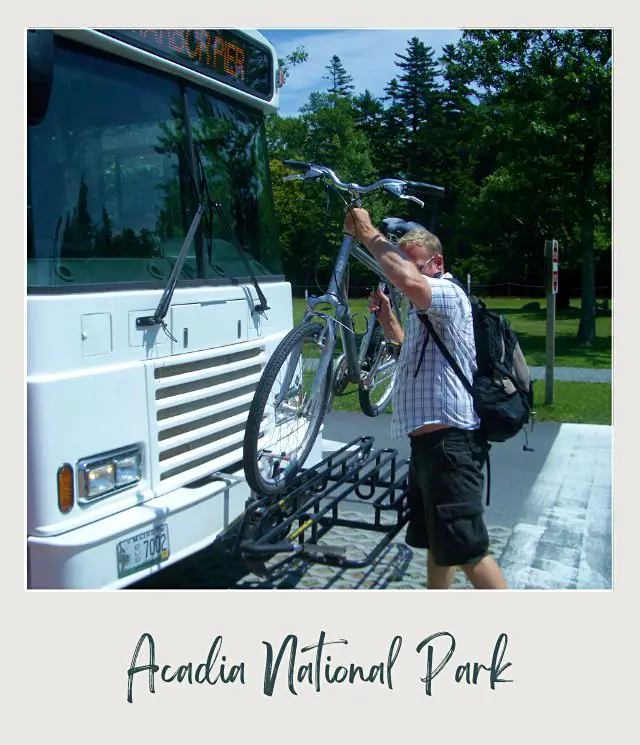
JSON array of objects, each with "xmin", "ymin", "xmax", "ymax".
[
  {"xmin": 243, "ymin": 322, "xmax": 333, "ymax": 496},
  {"xmin": 358, "ymin": 322, "xmax": 398, "ymax": 417}
]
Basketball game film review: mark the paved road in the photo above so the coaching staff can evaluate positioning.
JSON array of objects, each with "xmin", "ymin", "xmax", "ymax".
[
  {"xmin": 322, "ymin": 412, "xmax": 612, "ymax": 589},
  {"xmin": 131, "ymin": 409, "xmax": 612, "ymax": 591},
  {"xmin": 322, "ymin": 411, "xmax": 553, "ymax": 532},
  {"xmin": 306, "ymin": 363, "xmax": 612, "ymax": 384},
  {"xmin": 529, "ymin": 366, "xmax": 611, "ymax": 383}
]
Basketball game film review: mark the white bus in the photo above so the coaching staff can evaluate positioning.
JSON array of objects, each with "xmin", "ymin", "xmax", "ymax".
[{"xmin": 27, "ymin": 28, "xmax": 310, "ymax": 589}]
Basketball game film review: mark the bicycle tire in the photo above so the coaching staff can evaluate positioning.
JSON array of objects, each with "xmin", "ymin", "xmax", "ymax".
[
  {"xmin": 243, "ymin": 321, "xmax": 333, "ymax": 496},
  {"xmin": 358, "ymin": 321, "xmax": 397, "ymax": 417}
]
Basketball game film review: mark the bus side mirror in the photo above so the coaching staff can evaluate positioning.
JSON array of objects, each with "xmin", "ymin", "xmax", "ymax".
[{"xmin": 27, "ymin": 29, "xmax": 54, "ymax": 126}]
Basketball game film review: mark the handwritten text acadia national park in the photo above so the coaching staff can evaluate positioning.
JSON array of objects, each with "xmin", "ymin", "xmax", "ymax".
[{"xmin": 126, "ymin": 631, "xmax": 513, "ymax": 702}]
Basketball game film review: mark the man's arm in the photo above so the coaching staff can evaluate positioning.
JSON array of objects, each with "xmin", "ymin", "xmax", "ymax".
[
  {"xmin": 344, "ymin": 208, "xmax": 432, "ymax": 311},
  {"xmin": 370, "ymin": 289, "xmax": 405, "ymax": 343},
  {"xmin": 380, "ymin": 310, "xmax": 405, "ymax": 344}
]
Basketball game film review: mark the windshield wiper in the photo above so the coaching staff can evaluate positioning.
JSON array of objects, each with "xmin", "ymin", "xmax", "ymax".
[
  {"xmin": 135, "ymin": 203, "xmax": 204, "ymax": 338},
  {"xmin": 192, "ymin": 145, "xmax": 270, "ymax": 315},
  {"xmin": 212, "ymin": 200, "xmax": 270, "ymax": 314},
  {"xmin": 136, "ymin": 90, "xmax": 204, "ymax": 338},
  {"xmin": 138, "ymin": 115, "xmax": 270, "ymax": 334}
]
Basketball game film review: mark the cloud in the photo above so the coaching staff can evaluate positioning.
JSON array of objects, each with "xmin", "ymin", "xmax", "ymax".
[{"xmin": 260, "ymin": 28, "xmax": 463, "ymax": 117}]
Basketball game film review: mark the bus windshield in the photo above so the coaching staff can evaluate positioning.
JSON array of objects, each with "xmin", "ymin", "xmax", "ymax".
[{"xmin": 27, "ymin": 36, "xmax": 283, "ymax": 290}]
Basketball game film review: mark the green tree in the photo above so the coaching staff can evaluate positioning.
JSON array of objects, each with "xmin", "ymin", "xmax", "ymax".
[
  {"xmin": 61, "ymin": 176, "xmax": 94, "ymax": 257},
  {"xmin": 266, "ymin": 91, "xmax": 381, "ymax": 292},
  {"xmin": 456, "ymin": 30, "xmax": 611, "ymax": 342},
  {"xmin": 394, "ymin": 37, "xmax": 443, "ymax": 139},
  {"xmin": 352, "ymin": 89, "xmax": 385, "ymax": 175},
  {"xmin": 323, "ymin": 55, "xmax": 355, "ymax": 101},
  {"xmin": 432, "ymin": 42, "xmax": 480, "ymax": 256},
  {"xmin": 278, "ymin": 45, "xmax": 308, "ymax": 83},
  {"xmin": 378, "ymin": 78, "xmax": 408, "ymax": 177}
]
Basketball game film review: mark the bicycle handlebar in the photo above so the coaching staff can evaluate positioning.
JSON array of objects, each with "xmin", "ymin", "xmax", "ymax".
[
  {"xmin": 282, "ymin": 159, "xmax": 312, "ymax": 171},
  {"xmin": 404, "ymin": 180, "xmax": 446, "ymax": 198},
  {"xmin": 282, "ymin": 160, "xmax": 445, "ymax": 203}
]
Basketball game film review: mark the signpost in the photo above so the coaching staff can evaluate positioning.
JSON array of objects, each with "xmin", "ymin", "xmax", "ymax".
[{"xmin": 545, "ymin": 239, "xmax": 559, "ymax": 404}]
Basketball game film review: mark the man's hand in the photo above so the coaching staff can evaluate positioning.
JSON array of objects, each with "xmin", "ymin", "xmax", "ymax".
[
  {"xmin": 343, "ymin": 206, "xmax": 376, "ymax": 238},
  {"xmin": 344, "ymin": 205, "xmax": 432, "ymax": 312},
  {"xmin": 368, "ymin": 287, "xmax": 392, "ymax": 324}
]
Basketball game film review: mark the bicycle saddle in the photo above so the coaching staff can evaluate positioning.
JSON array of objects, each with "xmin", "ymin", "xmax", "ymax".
[{"xmin": 379, "ymin": 217, "xmax": 427, "ymax": 240}]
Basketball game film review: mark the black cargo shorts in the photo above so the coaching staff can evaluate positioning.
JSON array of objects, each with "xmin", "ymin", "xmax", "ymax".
[{"xmin": 405, "ymin": 427, "xmax": 490, "ymax": 567}]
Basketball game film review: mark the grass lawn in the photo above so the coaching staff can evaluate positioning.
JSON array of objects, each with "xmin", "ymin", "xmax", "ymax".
[
  {"xmin": 530, "ymin": 380, "xmax": 611, "ymax": 425},
  {"xmin": 328, "ymin": 379, "xmax": 611, "ymax": 425},
  {"xmin": 294, "ymin": 295, "xmax": 612, "ymax": 369},
  {"xmin": 479, "ymin": 297, "xmax": 611, "ymax": 368},
  {"xmin": 294, "ymin": 295, "xmax": 612, "ymax": 425}
]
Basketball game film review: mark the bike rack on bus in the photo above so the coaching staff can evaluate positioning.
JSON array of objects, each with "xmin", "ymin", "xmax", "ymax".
[{"xmin": 230, "ymin": 436, "xmax": 411, "ymax": 569}]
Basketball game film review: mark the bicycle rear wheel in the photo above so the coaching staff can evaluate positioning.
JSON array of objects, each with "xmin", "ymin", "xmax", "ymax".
[
  {"xmin": 243, "ymin": 322, "xmax": 333, "ymax": 496},
  {"xmin": 358, "ymin": 322, "xmax": 398, "ymax": 417}
]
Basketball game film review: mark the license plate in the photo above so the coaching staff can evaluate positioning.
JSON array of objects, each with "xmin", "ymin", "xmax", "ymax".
[{"xmin": 117, "ymin": 524, "xmax": 170, "ymax": 578}]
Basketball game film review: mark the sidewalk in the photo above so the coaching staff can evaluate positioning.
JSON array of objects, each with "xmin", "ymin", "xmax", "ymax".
[
  {"xmin": 131, "ymin": 419, "xmax": 612, "ymax": 591},
  {"xmin": 499, "ymin": 423, "xmax": 612, "ymax": 589},
  {"xmin": 529, "ymin": 366, "xmax": 611, "ymax": 383}
]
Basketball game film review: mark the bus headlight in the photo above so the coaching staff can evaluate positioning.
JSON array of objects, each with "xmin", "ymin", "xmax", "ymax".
[{"xmin": 77, "ymin": 446, "xmax": 142, "ymax": 501}]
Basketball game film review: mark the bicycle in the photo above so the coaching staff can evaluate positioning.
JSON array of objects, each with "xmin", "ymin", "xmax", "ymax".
[{"xmin": 242, "ymin": 161, "xmax": 445, "ymax": 496}]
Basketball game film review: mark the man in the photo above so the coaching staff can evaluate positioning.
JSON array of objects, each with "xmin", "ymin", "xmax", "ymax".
[{"xmin": 343, "ymin": 207, "xmax": 507, "ymax": 590}]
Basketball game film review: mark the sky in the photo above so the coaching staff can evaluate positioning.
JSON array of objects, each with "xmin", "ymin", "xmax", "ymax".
[{"xmin": 258, "ymin": 28, "xmax": 464, "ymax": 117}]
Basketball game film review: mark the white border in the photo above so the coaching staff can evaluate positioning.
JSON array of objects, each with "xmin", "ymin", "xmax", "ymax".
[{"xmin": 13, "ymin": 6, "xmax": 632, "ymax": 743}]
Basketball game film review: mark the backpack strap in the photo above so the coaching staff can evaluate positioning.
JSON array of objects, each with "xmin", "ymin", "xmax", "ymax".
[{"xmin": 417, "ymin": 314, "xmax": 474, "ymax": 394}]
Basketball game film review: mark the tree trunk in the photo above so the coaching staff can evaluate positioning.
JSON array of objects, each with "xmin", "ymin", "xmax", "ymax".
[
  {"xmin": 577, "ymin": 142, "xmax": 597, "ymax": 344},
  {"xmin": 577, "ymin": 211, "xmax": 596, "ymax": 343}
]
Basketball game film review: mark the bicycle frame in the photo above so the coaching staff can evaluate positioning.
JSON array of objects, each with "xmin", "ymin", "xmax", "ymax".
[{"xmin": 279, "ymin": 234, "xmax": 404, "ymax": 406}]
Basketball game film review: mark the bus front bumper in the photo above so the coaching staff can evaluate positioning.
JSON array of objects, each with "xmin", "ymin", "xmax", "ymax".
[{"xmin": 27, "ymin": 472, "xmax": 251, "ymax": 590}]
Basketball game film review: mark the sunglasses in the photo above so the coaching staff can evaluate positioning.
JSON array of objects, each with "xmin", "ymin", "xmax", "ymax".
[{"xmin": 415, "ymin": 255, "xmax": 437, "ymax": 274}]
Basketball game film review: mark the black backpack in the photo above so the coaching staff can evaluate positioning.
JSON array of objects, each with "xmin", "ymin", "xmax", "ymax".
[{"xmin": 417, "ymin": 278, "xmax": 534, "ymax": 444}]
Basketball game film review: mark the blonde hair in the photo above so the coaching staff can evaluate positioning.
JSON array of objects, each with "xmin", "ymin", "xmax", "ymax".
[{"xmin": 398, "ymin": 228, "xmax": 442, "ymax": 258}]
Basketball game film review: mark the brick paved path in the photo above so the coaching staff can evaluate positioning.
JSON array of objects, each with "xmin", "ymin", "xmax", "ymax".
[{"xmin": 131, "ymin": 509, "xmax": 512, "ymax": 590}]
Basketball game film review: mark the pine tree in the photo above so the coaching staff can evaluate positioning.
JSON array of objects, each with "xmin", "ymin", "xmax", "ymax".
[
  {"xmin": 352, "ymin": 90, "xmax": 385, "ymax": 174},
  {"xmin": 379, "ymin": 78, "xmax": 408, "ymax": 178},
  {"xmin": 62, "ymin": 176, "xmax": 95, "ymax": 257},
  {"xmin": 95, "ymin": 206, "xmax": 114, "ymax": 258},
  {"xmin": 323, "ymin": 55, "xmax": 355, "ymax": 101},
  {"xmin": 389, "ymin": 38, "xmax": 445, "ymax": 185},
  {"xmin": 440, "ymin": 43, "xmax": 474, "ymax": 127},
  {"xmin": 394, "ymin": 38, "xmax": 443, "ymax": 138}
]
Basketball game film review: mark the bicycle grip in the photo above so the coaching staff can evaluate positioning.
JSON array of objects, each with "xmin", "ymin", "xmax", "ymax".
[
  {"xmin": 405, "ymin": 181, "xmax": 446, "ymax": 199},
  {"xmin": 283, "ymin": 159, "xmax": 312, "ymax": 171}
]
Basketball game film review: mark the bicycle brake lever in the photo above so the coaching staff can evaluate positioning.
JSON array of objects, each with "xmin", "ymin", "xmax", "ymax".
[
  {"xmin": 382, "ymin": 181, "xmax": 425, "ymax": 208},
  {"xmin": 400, "ymin": 194, "xmax": 425, "ymax": 208},
  {"xmin": 284, "ymin": 166, "xmax": 325, "ymax": 182}
]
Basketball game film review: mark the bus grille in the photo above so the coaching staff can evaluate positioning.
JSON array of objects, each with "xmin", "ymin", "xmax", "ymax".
[{"xmin": 153, "ymin": 341, "xmax": 265, "ymax": 491}]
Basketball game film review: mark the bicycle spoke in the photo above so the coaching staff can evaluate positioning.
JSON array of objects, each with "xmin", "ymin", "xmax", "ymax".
[{"xmin": 250, "ymin": 327, "xmax": 330, "ymax": 487}]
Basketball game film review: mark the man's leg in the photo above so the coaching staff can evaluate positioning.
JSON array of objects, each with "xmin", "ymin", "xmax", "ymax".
[
  {"xmin": 421, "ymin": 429, "xmax": 508, "ymax": 589},
  {"xmin": 461, "ymin": 555, "xmax": 508, "ymax": 589},
  {"xmin": 427, "ymin": 551, "xmax": 457, "ymax": 589}
]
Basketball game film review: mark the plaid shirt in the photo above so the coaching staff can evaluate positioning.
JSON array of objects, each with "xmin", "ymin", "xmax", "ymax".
[{"xmin": 390, "ymin": 273, "xmax": 480, "ymax": 439}]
